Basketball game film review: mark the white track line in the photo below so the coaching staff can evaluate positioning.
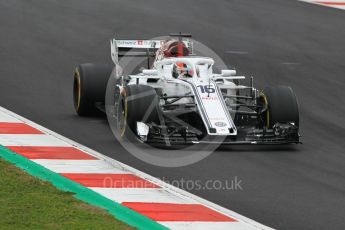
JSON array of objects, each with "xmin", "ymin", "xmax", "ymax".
[
  {"xmin": 91, "ymin": 188, "xmax": 197, "ymax": 204},
  {"xmin": 0, "ymin": 112, "xmax": 20, "ymax": 122},
  {"xmin": 0, "ymin": 134, "xmax": 71, "ymax": 146},
  {"xmin": 160, "ymin": 222, "xmax": 256, "ymax": 230},
  {"xmin": 33, "ymin": 159, "xmax": 131, "ymax": 174}
]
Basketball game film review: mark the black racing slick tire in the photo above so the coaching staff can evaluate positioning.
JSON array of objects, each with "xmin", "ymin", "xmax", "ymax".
[
  {"xmin": 116, "ymin": 84, "xmax": 161, "ymax": 139},
  {"xmin": 260, "ymin": 86, "xmax": 299, "ymax": 128},
  {"xmin": 73, "ymin": 63, "xmax": 113, "ymax": 116}
]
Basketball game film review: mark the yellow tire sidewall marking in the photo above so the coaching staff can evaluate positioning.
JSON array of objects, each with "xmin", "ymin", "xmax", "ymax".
[
  {"xmin": 259, "ymin": 92, "xmax": 270, "ymax": 128},
  {"xmin": 120, "ymin": 89, "xmax": 128, "ymax": 137},
  {"xmin": 74, "ymin": 69, "xmax": 81, "ymax": 111}
]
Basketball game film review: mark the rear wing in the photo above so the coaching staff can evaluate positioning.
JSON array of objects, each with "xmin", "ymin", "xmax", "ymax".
[{"xmin": 110, "ymin": 38, "xmax": 193, "ymax": 65}]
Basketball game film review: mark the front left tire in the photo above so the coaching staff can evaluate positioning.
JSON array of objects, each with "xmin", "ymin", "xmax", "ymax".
[{"xmin": 115, "ymin": 84, "xmax": 161, "ymax": 139}]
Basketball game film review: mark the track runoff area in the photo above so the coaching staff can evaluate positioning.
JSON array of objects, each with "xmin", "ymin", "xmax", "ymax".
[
  {"xmin": 0, "ymin": 106, "xmax": 273, "ymax": 230},
  {"xmin": 300, "ymin": 0, "xmax": 345, "ymax": 10}
]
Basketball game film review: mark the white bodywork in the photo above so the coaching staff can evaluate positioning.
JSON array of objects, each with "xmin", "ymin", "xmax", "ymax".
[{"xmin": 111, "ymin": 39, "xmax": 247, "ymax": 136}]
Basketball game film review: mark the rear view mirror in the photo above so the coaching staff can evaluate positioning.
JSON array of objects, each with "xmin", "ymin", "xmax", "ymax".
[
  {"xmin": 221, "ymin": 70, "xmax": 236, "ymax": 77},
  {"xmin": 142, "ymin": 69, "xmax": 158, "ymax": 75}
]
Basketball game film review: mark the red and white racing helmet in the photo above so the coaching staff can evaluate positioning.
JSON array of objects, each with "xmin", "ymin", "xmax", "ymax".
[{"xmin": 162, "ymin": 40, "xmax": 190, "ymax": 57}]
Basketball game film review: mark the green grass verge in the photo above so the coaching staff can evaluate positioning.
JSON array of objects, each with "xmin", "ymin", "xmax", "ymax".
[{"xmin": 0, "ymin": 158, "xmax": 133, "ymax": 230}]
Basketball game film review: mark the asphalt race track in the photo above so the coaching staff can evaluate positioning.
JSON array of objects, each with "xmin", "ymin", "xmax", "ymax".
[{"xmin": 1, "ymin": 0, "xmax": 345, "ymax": 229}]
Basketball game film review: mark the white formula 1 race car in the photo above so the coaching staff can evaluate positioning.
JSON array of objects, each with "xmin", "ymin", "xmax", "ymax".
[{"xmin": 73, "ymin": 33, "xmax": 300, "ymax": 145}]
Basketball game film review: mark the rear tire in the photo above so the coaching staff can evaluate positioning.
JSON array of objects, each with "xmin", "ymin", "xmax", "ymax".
[
  {"xmin": 260, "ymin": 86, "xmax": 299, "ymax": 128},
  {"xmin": 73, "ymin": 63, "xmax": 113, "ymax": 116}
]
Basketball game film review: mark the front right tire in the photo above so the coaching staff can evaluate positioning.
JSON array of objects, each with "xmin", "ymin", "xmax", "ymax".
[{"xmin": 259, "ymin": 86, "xmax": 299, "ymax": 128}]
